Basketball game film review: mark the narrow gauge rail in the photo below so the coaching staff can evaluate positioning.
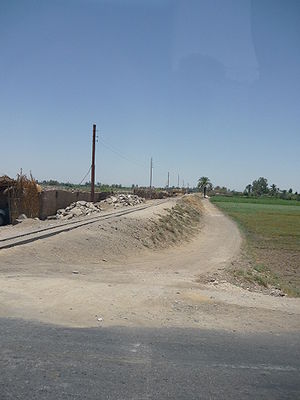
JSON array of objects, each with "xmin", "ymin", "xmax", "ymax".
[{"xmin": 0, "ymin": 199, "xmax": 169, "ymax": 250}]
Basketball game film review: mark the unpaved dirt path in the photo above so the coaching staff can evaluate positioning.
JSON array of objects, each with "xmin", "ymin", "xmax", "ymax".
[{"xmin": 0, "ymin": 198, "xmax": 299, "ymax": 333}]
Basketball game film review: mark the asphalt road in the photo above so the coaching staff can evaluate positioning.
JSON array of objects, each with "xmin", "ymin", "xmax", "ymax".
[{"xmin": 0, "ymin": 318, "xmax": 299, "ymax": 399}]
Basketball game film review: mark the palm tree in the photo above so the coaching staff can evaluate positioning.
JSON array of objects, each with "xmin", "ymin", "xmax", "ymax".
[
  {"xmin": 245, "ymin": 184, "xmax": 252, "ymax": 195},
  {"xmin": 197, "ymin": 177, "xmax": 212, "ymax": 197},
  {"xmin": 270, "ymin": 184, "xmax": 278, "ymax": 196}
]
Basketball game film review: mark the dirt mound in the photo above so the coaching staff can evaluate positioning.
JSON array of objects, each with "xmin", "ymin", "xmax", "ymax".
[
  {"xmin": 144, "ymin": 196, "xmax": 203, "ymax": 249},
  {"xmin": 2, "ymin": 196, "xmax": 203, "ymax": 266}
]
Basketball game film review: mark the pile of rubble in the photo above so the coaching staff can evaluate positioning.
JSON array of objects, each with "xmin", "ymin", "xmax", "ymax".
[
  {"xmin": 52, "ymin": 194, "xmax": 145, "ymax": 220},
  {"xmin": 54, "ymin": 201, "xmax": 102, "ymax": 220},
  {"xmin": 101, "ymin": 193, "xmax": 145, "ymax": 208}
]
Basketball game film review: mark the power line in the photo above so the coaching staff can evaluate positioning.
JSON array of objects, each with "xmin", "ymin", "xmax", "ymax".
[
  {"xmin": 78, "ymin": 166, "xmax": 91, "ymax": 185},
  {"xmin": 99, "ymin": 138, "xmax": 146, "ymax": 168}
]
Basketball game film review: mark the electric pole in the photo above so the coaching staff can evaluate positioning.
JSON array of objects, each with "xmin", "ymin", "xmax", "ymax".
[
  {"xmin": 177, "ymin": 174, "xmax": 180, "ymax": 188},
  {"xmin": 149, "ymin": 157, "xmax": 153, "ymax": 188},
  {"xmin": 91, "ymin": 123, "xmax": 96, "ymax": 202},
  {"xmin": 167, "ymin": 171, "xmax": 170, "ymax": 189}
]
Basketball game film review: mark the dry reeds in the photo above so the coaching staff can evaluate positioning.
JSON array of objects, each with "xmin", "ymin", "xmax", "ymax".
[{"xmin": 6, "ymin": 173, "xmax": 41, "ymax": 223}]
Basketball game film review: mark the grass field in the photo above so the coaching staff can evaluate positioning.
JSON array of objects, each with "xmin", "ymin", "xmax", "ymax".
[
  {"xmin": 211, "ymin": 196, "xmax": 300, "ymax": 296},
  {"xmin": 212, "ymin": 196, "xmax": 300, "ymax": 206}
]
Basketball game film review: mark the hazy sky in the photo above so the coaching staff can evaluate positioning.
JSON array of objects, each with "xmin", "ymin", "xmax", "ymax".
[{"xmin": 1, "ymin": 0, "xmax": 299, "ymax": 191}]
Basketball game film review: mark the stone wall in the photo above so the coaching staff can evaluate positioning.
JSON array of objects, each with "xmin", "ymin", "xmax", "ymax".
[{"xmin": 39, "ymin": 190, "xmax": 111, "ymax": 220}]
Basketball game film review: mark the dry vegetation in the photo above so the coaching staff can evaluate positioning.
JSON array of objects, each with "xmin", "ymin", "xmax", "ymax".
[
  {"xmin": 145, "ymin": 195, "xmax": 203, "ymax": 249},
  {"xmin": 0, "ymin": 173, "xmax": 41, "ymax": 223}
]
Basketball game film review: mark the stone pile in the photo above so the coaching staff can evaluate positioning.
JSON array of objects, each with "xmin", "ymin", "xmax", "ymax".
[
  {"xmin": 55, "ymin": 201, "xmax": 102, "ymax": 220},
  {"xmin": 52, "ymin": 194, "xmax": 145, "ymax": 220},
  {"xmin": 101, "ymin": 194, "xmax": 145, "ymax": 208}
]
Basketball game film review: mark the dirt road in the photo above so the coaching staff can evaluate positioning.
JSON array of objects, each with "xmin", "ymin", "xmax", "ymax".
[{"xmin": 0, "ymin": 197, "xmax": 299, "ymax": 333}]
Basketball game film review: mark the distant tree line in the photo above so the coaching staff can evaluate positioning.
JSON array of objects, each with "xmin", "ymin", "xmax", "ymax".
[
  {"xmin": 39, "ymin": 177, "xmax": 299, "ymax": 201},
  {"xmin": 244, "ymin": 177, "xmax": 299, "ymax": 200},
  {"xmin": 38, "ymin": 180, "xmax": 131, "ymax": 192},
  {"xmin": 195, "ymin": 176, "xmax": 299, "ymax": 201}
]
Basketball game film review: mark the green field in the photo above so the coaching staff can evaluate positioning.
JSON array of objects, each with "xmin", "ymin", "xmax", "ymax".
[
  {"xmin": 211, "ymin": 196, "xmax": 300, "ymax": 296},
  {"xmin": 212, "ymin": 196, "xmax": 300, "ymax": 206}
]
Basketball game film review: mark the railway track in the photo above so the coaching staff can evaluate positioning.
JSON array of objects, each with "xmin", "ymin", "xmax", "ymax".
[{"xmin": 0, "ymin": 199, "xmax": 169, "ymax": 250}]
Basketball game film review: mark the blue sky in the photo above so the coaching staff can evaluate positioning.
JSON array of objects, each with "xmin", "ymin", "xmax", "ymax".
[{"xmin": 1, "ymin": 0, "xmax": 299, "ymax": 191}]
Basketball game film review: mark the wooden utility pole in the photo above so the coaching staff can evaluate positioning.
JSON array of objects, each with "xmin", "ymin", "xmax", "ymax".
[
  {"xmin": 167, "ymin": 171, "xmax": 170, "ymax": 189},
  {"xmin": 91, "ymin": 124, "xmax": 96, "ymax": 202}
]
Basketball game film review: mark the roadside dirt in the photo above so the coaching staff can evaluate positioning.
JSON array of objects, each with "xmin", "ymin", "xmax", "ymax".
[{"xmin": 0, "ymin": 195, "xmax": 299, "ymax": 333}]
